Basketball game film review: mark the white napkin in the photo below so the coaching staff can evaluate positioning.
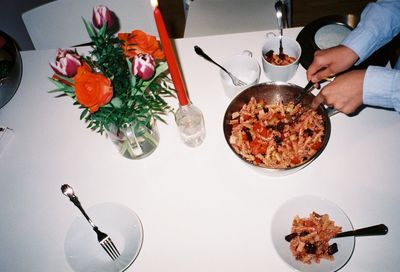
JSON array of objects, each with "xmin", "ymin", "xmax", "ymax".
[{"xmin": 0, "ymin": 126, "xmax": 13, "ymax": 155}]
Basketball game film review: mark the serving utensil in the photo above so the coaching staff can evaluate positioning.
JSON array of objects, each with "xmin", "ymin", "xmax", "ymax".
[
  {"xmin": 274, "ymin": 1, "xmax": 285, "ymax": 58},
  {"xmin": 194, "ymin": 45, "xmax": 246, "ymax": 86},
  {"xmin": 61, "ymin": 184, "xmax": 120, "ymax": 260},
  {"xmin": 334, "ymin": 224, "xmax": 388, "ymax": 238},
  {"xmin": 293, "ymin": 80, "xmax": 315, "ymax": 105},
  {"xmin": 294, "ymin": 76, "xmax": 336, "ymax": 105}
]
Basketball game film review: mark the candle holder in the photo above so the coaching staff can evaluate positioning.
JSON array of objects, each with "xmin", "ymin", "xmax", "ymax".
[{"xmin": 175, "ymin": 103, "xmax": 206, "ymax": 147}]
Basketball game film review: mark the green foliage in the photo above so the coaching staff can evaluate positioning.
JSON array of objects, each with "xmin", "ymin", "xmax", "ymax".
[{"xmin": 49, "ymin": 19, "xmax": 175, "ymax": 134}]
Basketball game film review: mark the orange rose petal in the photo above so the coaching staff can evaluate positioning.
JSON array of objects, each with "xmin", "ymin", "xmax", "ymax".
[
  {"xmin": 118, "ymin": 29, "xmax": 165, "ymax": 60},
  {"xmin": 74, "ymin": 66, "xmax": 113, "ymax": 113}
]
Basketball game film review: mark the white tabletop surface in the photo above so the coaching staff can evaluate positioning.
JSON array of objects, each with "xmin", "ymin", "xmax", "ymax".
[
  {"xmin": 1, "ymin": 27, "xmax": 400, "ymax": 271},
  {"xmin": 184, "ymin": 0, "xmax": 283, "ymax": 37}
]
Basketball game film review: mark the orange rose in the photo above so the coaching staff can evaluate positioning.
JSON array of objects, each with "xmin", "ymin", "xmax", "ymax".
[
  {"xmin": 118, "ymin": 30, "xmax": 164, "ymax": 60},
  {"xmin": 74, "ymin": 65, "xmax": 113, "ymax": 113}
]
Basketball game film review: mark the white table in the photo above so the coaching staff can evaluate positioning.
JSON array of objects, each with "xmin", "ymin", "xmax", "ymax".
[
  {"xmin": 1, "ymin": 27, "xmax": 400, "ymax": 271},
  {"xmin": 184, "ymin": 0, "xmax": 291, "ymax": 37}
]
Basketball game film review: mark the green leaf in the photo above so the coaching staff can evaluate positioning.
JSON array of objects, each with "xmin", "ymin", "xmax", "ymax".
[
  {"xmin": 52, "ymin": 74, "xmax": 74, "ymax": 85},
  {"xmin": 48, "ymin": 88, "xmax": 64, "ymax": 93},
  {"xmin": 98, "ymin": 21, "xmax": 108, "ymax": 37},
  {"xmin": 111, "ymin": 97, "xmax": 123, "ymax": 108},
  {"xmin": 126, "ymin": 59, "xmax": 137, "ymax": 87},
  {"xmin": 82, "ymin": 17, "xmax": 96, "ymax": 40},
  {"xmin": 80, "ymin": 108, "xmax": 89, "ymax": 120},
  {"xmin": 49, "ymin": 78, "xmax": 68, "ymax": 89}
]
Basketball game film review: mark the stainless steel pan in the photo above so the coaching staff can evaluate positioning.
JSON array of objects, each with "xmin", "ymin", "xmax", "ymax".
[{"xmin": 223, "ymin": 82, "xmax": 334, "ymax": 176}]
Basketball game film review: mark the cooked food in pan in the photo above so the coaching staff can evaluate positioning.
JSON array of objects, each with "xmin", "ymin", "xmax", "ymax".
[{"xmin": 228, "ymin": 97, "xmax": 325, "ymax": 168}]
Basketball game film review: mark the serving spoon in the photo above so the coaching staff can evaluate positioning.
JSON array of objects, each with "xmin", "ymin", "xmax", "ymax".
[{"xmin": 294, "ymin": 76, "xmax": 336, "ymax": 105}]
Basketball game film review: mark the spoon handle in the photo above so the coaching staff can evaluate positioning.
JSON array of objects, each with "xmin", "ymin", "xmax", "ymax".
[
  {"xmin": 61, "ymin": 184, "xmax": 96, "ymax": 228},
  {"xmin": 334, "ymin": 224, "xmax": 388, "ymax": 238},
  {"xmin": 194, "ymin": 45, "xmax": 230, "ymax": 75},
  {"xmin": 294, "ymin": 80, "xmax": 315, "ymax": 104}
]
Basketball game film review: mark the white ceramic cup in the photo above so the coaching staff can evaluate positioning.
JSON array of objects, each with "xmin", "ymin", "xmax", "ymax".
[
  {"xmin": 261, "ymin": 34, "xmax": 301, "ymax": 82},
  {"xmin": 220, "ymin": 50, "xmax": 260, "ymax": 99}
]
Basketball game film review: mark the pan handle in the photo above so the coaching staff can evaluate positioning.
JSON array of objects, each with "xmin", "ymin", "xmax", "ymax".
[
  {"xmin": 318, "ymin": 76, "xmax": 339, "ymax": 117},
  {"xmin": 325, "ymin": 107, "xmax": 339, "ymax": 117},
  {"xmin": 309, "ymin": 76, "xmax": 339, "ymax": 117}
]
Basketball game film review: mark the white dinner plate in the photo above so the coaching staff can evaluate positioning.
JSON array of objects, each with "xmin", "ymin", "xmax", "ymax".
[
  {"xmin": 271, "ymin": 196, "xmax": 355, "ymax": 272},
  {"xmin": 64, "ymin": 203, "xmax": 143, "ymax": 272}
]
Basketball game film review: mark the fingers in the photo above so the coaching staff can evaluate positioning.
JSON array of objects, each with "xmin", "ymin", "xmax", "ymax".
[
  {"xmin": 311, "ymin": 92, "xmax": 325, "ymax": 110},
  {"xmin": 311, "ymin": 72, "xmax": 364, "ymax": 115},
  {"xmin": 307, "ymin": 45, "xmax": 358, "ymax": 83},
  {"xmin": 306, "ymin": 51, "xmax": 327, "ymax": 82},
  {"xmin": 311, "ymin": 69, "xmax": 335, "ymax": 83},
  {"xmin": 311, "ymin": 82, "xmax": 337, "ymax": 110},
  {"xmin": 307, "ymin": 55, "xmax": 334, "ymax": 83}
]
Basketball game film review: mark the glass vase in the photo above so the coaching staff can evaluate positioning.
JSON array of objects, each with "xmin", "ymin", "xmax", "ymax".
[{"xmin": 106, "ymin": 119, "xmax": 159, "ymax": 160}]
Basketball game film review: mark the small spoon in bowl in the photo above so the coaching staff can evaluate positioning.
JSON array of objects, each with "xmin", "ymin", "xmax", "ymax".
[{"xmin": 275, "ymin": 1, "xmax": 285, "ymax": 58}]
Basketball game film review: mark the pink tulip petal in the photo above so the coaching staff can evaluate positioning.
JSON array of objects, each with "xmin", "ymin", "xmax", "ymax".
[{"xmin": 50, "ymin": 61, "xmax": 67, "ymax": 77}]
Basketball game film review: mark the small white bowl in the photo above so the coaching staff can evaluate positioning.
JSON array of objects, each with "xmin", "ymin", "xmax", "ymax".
[
  {"xmin": 261, "ymin": 36, "xmax": 301, "ymax": 82},
  {"xmin": 220, "ymin": 50, "xmax": 260, "ymax": 99}
]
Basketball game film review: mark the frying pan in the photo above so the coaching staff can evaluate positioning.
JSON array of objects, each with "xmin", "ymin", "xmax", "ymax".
[
  {"xmin": 0, "ymin": 31, "xmax": 22, "ymax": 109},
  {"xmin": 223, "ymin": 82, "xmax": 336, "ymax": 176}
]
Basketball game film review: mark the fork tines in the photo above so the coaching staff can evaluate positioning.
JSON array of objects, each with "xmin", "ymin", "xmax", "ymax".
[
  {"xmin": 100, "ymin": 236, "xmax": 120, "ymax": 260},
  {"xmin": 232, "ymin": 76, "xmax": 246, "ymax": 86},
  {"xmin": 94, "ymin": 226, "xmax": 120, "ymax": 260},
  {"xmin": 236, "ymin": 79, "xmax": 247, "ymax": 86}
]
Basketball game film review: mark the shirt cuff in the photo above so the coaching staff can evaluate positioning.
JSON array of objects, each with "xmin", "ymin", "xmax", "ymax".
[
  {"xmin": 363, "ymin": 66, "xmax": 400, "ymax": 111},
  {"xmin": 341, "ymin": 27, "xmax": 377, "ymax": 65}
]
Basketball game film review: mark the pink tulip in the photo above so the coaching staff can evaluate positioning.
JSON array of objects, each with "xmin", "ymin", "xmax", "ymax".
[
  {"xmin": 92, "ymin": 5, "xmax": 113, "ymax": 29},
  {"xmin": 50, "ymin": 48, "xmax": 82, "ymax": 77},
  {"xmin": 132, "ymin": 54, "xmax": 156, "ymax": 80}
]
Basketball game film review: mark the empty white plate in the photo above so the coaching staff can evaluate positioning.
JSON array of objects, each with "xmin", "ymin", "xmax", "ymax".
[{"xmin": 64, "ymin": 202, "xmax": 143, "ymax": 272}]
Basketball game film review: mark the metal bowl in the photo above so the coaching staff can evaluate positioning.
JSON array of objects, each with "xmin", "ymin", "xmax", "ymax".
[
  {"xmin": 223, "ymin": 82, "xmax": 331, "ymax": 176},
  {"xmin": 0, "ymin": 31, "xmax": 22, "ymax": 109}
]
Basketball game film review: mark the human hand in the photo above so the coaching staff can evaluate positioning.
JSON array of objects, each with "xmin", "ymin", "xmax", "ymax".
[
  {"xmin": 311, "ymin": 70, "xmax": 366, "ymax": 114},
  {"xmin": 307, "ymin": 45, "xmax": 359, "ymax": 83}
]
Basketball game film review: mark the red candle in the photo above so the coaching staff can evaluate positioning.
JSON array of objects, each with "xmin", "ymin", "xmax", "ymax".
[{"xmin": 151, "ymin": 0, "xmax": 189, "ymax": 106}]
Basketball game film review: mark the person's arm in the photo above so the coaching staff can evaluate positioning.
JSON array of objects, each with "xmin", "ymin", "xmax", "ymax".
[
  {"xmin": 307, "ymin": 0, "xmax": 400, "ymax": 82},
  {"xmin": 308, "ymin": 0, "xmax": 400, "ymax": 113},
  {"xmin": 342, "ymin": 0, "xmax": 400, "ymax": 65},
  {"xmin": 346, "ymin": 0, "xmax": 400, "ymax": 112}
]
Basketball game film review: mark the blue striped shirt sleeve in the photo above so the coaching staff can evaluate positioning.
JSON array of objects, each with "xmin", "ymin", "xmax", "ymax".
[{"xmin": 340, "ymin": 0, "xmax": 400, "ymax": 111}]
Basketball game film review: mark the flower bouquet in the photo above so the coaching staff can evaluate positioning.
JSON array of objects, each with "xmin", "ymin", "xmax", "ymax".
[{"xmin": 49, "ymin": 6, "xmax": 175, "ymax": 159}]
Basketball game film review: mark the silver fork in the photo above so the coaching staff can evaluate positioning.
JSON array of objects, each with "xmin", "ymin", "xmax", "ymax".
[
  {"xmin": 61, "ymin": 184, "xmax": 120, "ymax": 260},
  {"xmin": 194, "ymin": 45, "xmax": 247, "ymax": 86}
]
